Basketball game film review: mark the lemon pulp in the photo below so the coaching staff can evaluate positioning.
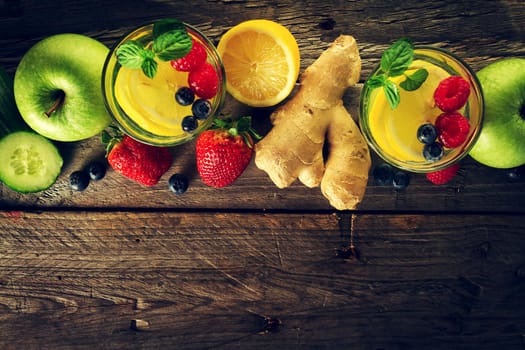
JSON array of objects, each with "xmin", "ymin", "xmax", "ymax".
[
  {"xmin": 114, "ymin": 59, "xmax": 191, "ymax": 137},
  {"xmin": 368, "ymin": 60, "xmax": 452, "ymax": 162},
  {"xmin": 217, "ymin": 19, "xmax": 300, "ymax": 107}
]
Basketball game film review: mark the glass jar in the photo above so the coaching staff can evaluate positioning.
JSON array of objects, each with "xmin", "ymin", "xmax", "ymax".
[
  {"xmin": 359, "ymin": 46, "xmax": 484, "ymax": 172},
  {"xmin": 102, "ymin": 21, "xmax": 226, "ymax": 146}
]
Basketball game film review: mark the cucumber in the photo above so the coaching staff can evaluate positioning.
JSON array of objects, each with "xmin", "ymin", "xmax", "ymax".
[{"xmin": 0, "ymin": 131, "xmax": 63, "ymax": 193}]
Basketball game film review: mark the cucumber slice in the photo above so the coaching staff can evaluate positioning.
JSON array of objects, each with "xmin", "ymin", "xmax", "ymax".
[{"xmin": 0, "ymin": 131, "xmax": 63, "ymax": 193}]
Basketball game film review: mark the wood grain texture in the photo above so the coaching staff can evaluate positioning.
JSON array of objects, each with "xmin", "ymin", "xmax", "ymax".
[{"xmin": 0, "ymin": 210, "xmax": 524, "ymax": 349}]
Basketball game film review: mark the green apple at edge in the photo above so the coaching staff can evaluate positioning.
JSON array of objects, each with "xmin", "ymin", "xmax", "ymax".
[
  {"xmin": 469, "ymin": 57, "xmax": 525, "ymax": 168},
  {"xmin": 14, "ymin": 33, "xmax": 112, "ymax": 142}
]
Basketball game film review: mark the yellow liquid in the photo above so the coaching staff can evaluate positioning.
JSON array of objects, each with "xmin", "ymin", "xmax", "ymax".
[
  {"xmin": 368, "ymin": 60, "xmax": 453, "ymax": 162},
  {"xmin": 115, "ymin": 59, "xmax": 192, "ymax": 137}
]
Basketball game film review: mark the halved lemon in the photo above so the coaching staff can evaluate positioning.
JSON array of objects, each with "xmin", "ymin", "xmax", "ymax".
[{"xmin": 217, "ymin": 19, "xmax": 300, "ymax": 107}]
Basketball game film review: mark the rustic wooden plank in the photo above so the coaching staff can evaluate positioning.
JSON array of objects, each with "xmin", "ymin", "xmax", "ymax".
[
  {"xmin": 1, "ymin": 125, "xmax": 523, "ymax": 213},
  {"xmin": 0, "ymin": 0, "xmax": 523, "ymax": 75},
  {"xmin": 0, "ymin": 210, "xmax": 523, "ymax": 349}
]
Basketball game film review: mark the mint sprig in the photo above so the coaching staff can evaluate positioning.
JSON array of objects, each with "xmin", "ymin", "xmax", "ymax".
[
  {"xmin": 366, "ymin": 38, "xmax": 428, "ymax": 110},
  {"xmin": 115, "ymin": 19, "xmax": 192, "ymax": 79}
]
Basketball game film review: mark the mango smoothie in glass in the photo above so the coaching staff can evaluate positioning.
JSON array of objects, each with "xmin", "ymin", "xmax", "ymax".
[
  {"xmin": 359, "ymin": 40, "xmax": 484, "ymax": 172},
  {"xmin": 102, "ymin": 19, "xmax": 225, "ymax": 146}
]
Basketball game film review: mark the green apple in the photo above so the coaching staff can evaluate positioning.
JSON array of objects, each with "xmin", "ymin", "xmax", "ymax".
[
  {"xmin": 469, "ymin": 57, "xmax": 525, "ymax": 168},
  {"xmin": 14, "ymin": 33, "xmax": 112, "ymax": 142}
]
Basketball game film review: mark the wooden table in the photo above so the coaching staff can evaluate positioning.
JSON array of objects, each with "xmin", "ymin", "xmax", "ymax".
[{"xmin": 1, "ymin": 1, "xmax": 524, "ymax": 349}]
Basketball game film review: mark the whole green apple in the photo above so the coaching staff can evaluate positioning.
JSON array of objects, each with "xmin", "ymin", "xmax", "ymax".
[
  {"xmin": 469, "ymin": 57, "xmax": 525, "ymax": 168},
  {"xmin": 14, "ymin": 33, "xmax": 112, "ymax": 142}
]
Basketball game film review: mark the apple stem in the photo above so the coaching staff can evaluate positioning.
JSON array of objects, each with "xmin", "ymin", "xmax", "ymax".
[{"xmin": 45, "ymin": 90, "xmax": 66, "ymax": 118}]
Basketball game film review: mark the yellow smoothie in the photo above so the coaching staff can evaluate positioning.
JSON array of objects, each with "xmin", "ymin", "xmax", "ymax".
[
  {"xmin": 114, "ymin": 59, "xmax": 191, "ymax": 137},
  {"xmin": 368, "ymin": 60, "xmax": 454, "ymax": 162}
]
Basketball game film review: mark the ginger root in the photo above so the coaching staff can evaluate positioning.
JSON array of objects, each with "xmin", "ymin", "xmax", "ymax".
[{"xmin": 254, "ymin": 35, "xmax": 371, "ymax": 210}]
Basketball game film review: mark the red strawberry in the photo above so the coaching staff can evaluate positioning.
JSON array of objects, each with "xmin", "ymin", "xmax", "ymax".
[
  {"xmin": 104, "ymin": 128, "xmax": 172, "ymax": 186},
  {"xmin": 426, "ymin": 163, "xmax": 461, "ymax": 185},
  {"xmin": 188, "ymin": 62, "xmax": 219, "ymax": 99},
  {"xmin": 435, "ymin": 111, "xmax": 470, "ymax": 148},
  {"xmin": 170, "ymin": 38, "xmax": 207, "ymax": 72},
  {"xmin": 196, "ymin": 117, "xmax": 260, "ymax": 188},
  {"xmin": 433, "ymin": 76, "xmax": 471, "ymax": 112}
]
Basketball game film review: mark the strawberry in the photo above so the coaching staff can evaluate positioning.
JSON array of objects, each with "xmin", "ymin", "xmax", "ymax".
[
  {"xmin": 433, "ymin": 76, "xmax": 471, "ymax": 112},
  {"xmin": 103, "ymin": 127, "xmax": 172, "ymax": 186},
  {"xmin": 435, "ymin": 111, "xmax": 470, "ymax": 148},
  {"xmin": 188, "ymin": 62, "xmax": 219, "ymax": 99},
  {"xmin": 170, "ymin": 38, "xmax": 207, "ymax": 72},
  {"xmin": 196, "ymin": 116, "xmax": 260, "ymax": 188},
  {"xmin": 426, "ymin": 163, "xmax": 461, "ymax": 185}
]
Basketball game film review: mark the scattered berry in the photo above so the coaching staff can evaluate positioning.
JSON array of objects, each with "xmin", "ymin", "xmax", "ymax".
[
  {"xmin": 105, "ymin": 132, "xmax": 173, "ymax": 186},
  {"xmin": 435, "ymin": 111, "xmax": 470, "ymax": 148},
  {"xmin": 175, "ymin": 87, "xmax": 195, "ymax": 106},
  {"xmin": 426, "ymin": 163, "xmax": 461, "ymax": 185},
  {"xmin": 434, "ymin": 76, "xmax": 471, "ymax": 112},
  {"xmin": 188, "ymin": 63, "xmax": 219, "ymax": 99},
  {"xmin": 181, "ymin": 115, "xmax": 199, "ymax": 132},
  {"xmin": 168, "ymin": 173, "xmax": 189, "ymax": 194},
  {"xmin": 192, "ymin": 99, "xmax": 212, "ymax": 120},
  {"xmin": 170, "ymin": 38, "xmax": 207, "ymax": 72},
  {"xmin": 423, "ymin": 142, "xmax": 444, "ymax": 162},
  {"xmin": 417, "ymin": 123, "xmax": 439, "ymax": 145},
  {"xmin": 87, "ymin": 161, "xmax": 106, "ymax": 181},
  {"xmin": 69, "ymin": 170, "xmax": 90, "ymax": 191},
  {"xmin": 372, "ymin": 163, "xmax": 394, "ymax": 186},
  {"xmin": 393, "ymin": 171, "xmax": 410, "ymax": 190}
]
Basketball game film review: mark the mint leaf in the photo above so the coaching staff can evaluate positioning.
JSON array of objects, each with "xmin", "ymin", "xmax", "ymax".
[
  {"xmin": 380, "ymin": 38, "xmax": 414, "ymax": 77},
  {"xmin": 383, "ymin": 80, "xmax": 400, "ymax": 110},
  {"xmin": 141, "ymin": 56, "xmax": 158, "ymax": 79},
  {"xmin": 153, "ymin": 29, "xmax": 192, "ymax": 61},
  {"xmin": 116, "ymin": 41, "xmax": 146, "ymax": 69},
  {"xmin": 365, "ymin": 75, "xmax": 387, "ymax": 89},
  {"xmin": 399, "ymin": 68, "xmax": 428, "ymax": 91},
  {"xmin": 153, "ymin": 19, "xmax": 186, "ymax": 40}
]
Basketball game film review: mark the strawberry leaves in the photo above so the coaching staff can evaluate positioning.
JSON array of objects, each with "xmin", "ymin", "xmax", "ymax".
[{"xmin": 211, "ymin": 116, "xmax": 261, "ymax": 148}]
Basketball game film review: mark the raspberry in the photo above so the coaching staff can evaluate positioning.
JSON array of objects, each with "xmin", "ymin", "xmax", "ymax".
[
  {"xmin": 170, "ymin": 39, "xmax": 207, "ymax": 72},
  {"xmin": 433, "ymin": 76, "xmax": 471, "ymax": 112},
  {"xmin": 426, "ymin": 163, "xmax": 460, "ymax": 185},
  {"xmin": 188, "ymin": 63, "xmax": 219, "ymax": 99},
  {"xmin": 435, "ymin": 112, "xmax": 470, "ymax": 148}
]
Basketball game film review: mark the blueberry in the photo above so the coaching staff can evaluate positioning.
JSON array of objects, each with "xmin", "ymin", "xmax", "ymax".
[
  {"xmin": 417, "ymin": 123, "xmax": 438, "ymax": 145},
  {"xmin": 168, "ymin": 173, "xmax": 189, "ymax": 194},
  {"xmin": 87, "ymin": 161, "xmax": 106, "ymax": 181},
  {"xmin": 372, "ymin": 163, "xmax": 394, "ymax": 186},
  {"xmin": 192, "ymin": 99, "xmax": 212, "ymax": 120},
  {"xmin": 393, "ymin": 171, "xmax": 410, "ymax": 190},
  {"xmin": 69, "ymin": 170, "xmax": 90, "ymax": 191},
  {"xmin": 181, "ymin": 115, "xmax": 198, "ymax": 132},
  {"xmin": 423, "ymin": 142, "xmax": 444, "ymax": 162},
  {"xmin": 175, "ymin": 87, "xmax": 195, "ymax": 106}
]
